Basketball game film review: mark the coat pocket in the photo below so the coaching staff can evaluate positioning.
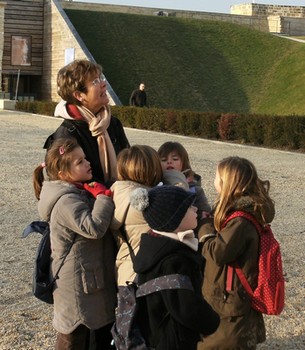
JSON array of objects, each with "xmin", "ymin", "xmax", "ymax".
[{"xmin": 81, "ymin": 263, "xmax": 104, "ymax": 294}]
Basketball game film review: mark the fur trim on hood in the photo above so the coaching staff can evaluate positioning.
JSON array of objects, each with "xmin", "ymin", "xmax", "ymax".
[{"xmin": 232, "ymin": 195, "xmax": 275, "ymax": 224}]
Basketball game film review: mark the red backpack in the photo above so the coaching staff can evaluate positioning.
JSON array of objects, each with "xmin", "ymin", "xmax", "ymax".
[{"xmin": 224, "ymin": 211, "xmax": 285, "ymax": 315}]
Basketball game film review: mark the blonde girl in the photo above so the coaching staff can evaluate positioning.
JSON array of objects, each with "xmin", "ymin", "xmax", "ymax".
[
  {"xmin": 158, "ymin": 141, "xmax": 211, "ymax": 219},
  {"xmin": 110, "ymin": 145, "xmax": 163, "ymax": 285},
  {"xmin": 198, "ymin": 156, "xmax": 275, "ymax": 350},
  {"xmin": 33, "ymin": 138, "xmax": 116, "ymax": 350}
]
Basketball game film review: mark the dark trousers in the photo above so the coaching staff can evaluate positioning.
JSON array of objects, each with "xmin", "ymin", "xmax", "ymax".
[{"xmin": 55, "ymin": 323, "xmax": 114, "ymax": 350}]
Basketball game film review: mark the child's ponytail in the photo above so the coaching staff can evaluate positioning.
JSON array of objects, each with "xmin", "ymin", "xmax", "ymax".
[
  {"xmin": 32, "ymin": 137, "xmax": 80, "ymax": 200},
  {"xmin": 33, "ymin": 163, "xmax": 45, "ymax": 200}
]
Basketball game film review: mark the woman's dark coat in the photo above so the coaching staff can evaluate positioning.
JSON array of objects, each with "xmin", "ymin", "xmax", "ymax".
[{"xmin": 44, "ymin": 116, "xmax": 129, "ymax": 184}]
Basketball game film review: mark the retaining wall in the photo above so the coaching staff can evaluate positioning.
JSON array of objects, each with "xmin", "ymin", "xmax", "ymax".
[{"xmin": 42, "ymin": 0, "xmax": 120, "ymax": 104}]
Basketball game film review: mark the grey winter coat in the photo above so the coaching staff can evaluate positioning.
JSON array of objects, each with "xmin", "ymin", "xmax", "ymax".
[{"xmin": 38, "ymin": 181, "xmax": 117, "ymax": 334}]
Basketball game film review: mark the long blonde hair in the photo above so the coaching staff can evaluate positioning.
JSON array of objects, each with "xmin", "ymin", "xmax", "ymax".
[
  {"xmin": 33, "ymin": 138, "xmax": 80, "ymax": 200},
  {"xmin": 117, "ymin": 145, "xmax": 163, "ymax": 187},
  {"xmin": 214, "ymin": 156, "xmax": 273, "ymax": 231}
]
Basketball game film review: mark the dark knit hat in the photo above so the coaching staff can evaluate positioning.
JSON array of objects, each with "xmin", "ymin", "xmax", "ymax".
[{"xmin": 130, "ymin": 185, "xmax": 196, "ymax": 232}]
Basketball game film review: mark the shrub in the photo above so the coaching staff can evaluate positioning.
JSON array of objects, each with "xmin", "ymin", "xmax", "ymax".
[
  {"xmin": 16, "ymin": 100, "xmax": 56, "ymax": 116},
  {"xmin": 246, "ymin": 114, "xmax": 265, "ymax": 145},
  {"xmin": 198, "ymin": 112, "xmax": 220, "ymax": 139},
  {"xmin": 164, "ymin": 110, "xmax": 178, "ymax": 132},
  {"xmin": 14, "ymin": 101, "xmax": 305, "ymax": 152},
  {"xmin": 112, "ymin": 106, "xmax": 136, "ymax": 127},
  {"xmin": 218, "ymin": 113, "xmax": 238, "ymax": 140},
  {"xmin": 277, "ymin": 115, "xmax": 305, "ymax": 150}
]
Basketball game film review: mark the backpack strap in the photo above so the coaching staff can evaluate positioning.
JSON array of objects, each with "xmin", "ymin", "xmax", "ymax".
[
  {"xmin": 62, "ymin": 119, "xmax": 79, "ymax": 135},
  {"xmin": 43, "ymin": 119, "xmax": 81, "ymax": 150},
  {"xmin": 223, "ymin": 210, "xmax": 263, "ymax": 234},
  {"xmin": 226, "ymin": 265, "xmax": 234, "ymax": 292},
  {"xmin": 136, "ymin": 273, "xmax": 194, "ymax": 347},
  {"xmin": 136, "ymin": 273, "xmax": 193, "ymax": 298},
  {"xmin": 51, "ymin": 234, "xmax": 76, "ymax": 283},
  {"xmin": 119, "ymin": 225, "xmax": 136, "ymax": 262},
  {"xmin": 22, "ymin": 221, "xmax": 50, "ymax": 238},
  {"xmin": 234, "ymin": 266, "xmax": 254, "ymax": 297},
  {"xmin": 223, "ymin": 211, "xmax": 262, "ymax": 297}
]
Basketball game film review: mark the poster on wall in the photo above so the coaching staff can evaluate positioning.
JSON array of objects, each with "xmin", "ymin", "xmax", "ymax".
[
  {"xmin": 11, "ymin": 35, "xmax": 32, "ymax": 66},
  {"xmin": 65, "ymin": 48, "xmax": 75, "ymax": 65}
]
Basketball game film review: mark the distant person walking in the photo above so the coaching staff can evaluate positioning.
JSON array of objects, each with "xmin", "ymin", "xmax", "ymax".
[{"xmin": 129, "ymin": 83, "xmax": 147, "ymax": 107}]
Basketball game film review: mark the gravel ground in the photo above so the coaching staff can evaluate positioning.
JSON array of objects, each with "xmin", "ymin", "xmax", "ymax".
[{"xmin": 0, "ymin": 111, "xmax": 304, "ymax": 349}]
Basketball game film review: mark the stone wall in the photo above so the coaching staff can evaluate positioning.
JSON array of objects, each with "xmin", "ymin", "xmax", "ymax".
[
  {"xmin": 0, "ymin": 3, "xmax": 5, "ymax": 92},
  {"xmin": 42, "ymin": 0, "xmax": 120, "ymax": 104},
  {"xmin": 231, "ymin": 3, "xmax": 305, "ymax": 18},
  {"xmin": 60, "ymin": 1, "xmax": 270, "ymax": 33},
  {"xmin": 280, "ymin": 16, "xmax": 305, "ymax": 36},
  {"xmin": 42, "ymin": 0, "xmax": 88, "ymax": 102},
  {"xmin": 60, "ymin": 1, "xmax": 305, "ymax": 36},
  {"xmin": 231, "ymin": 3, "xmax": 305, "ymax": 35}
]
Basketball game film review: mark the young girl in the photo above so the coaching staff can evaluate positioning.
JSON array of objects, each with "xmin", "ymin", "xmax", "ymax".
[
  {"xmin": 130, "ymin": 185, "xmax": 220, "ymax": 350},
  {"xmin": 198, "ymin": 156, "xmax": 275, "ymax": 350},
  {"xmin": 33, "ymin": 138, "xmax": 116, "ymax": 350},
  {"xmin": 158, "ymin": 141, "xmax": 211, "ymax": 220},
  {"xmin": 110, "ymin": 145, "xmax": 163, "ymax": 286}
]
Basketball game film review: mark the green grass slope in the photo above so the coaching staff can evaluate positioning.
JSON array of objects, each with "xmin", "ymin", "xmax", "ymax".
[{"xmin": 65, "ymin": 9, "xmax": 305, "ymax": 116}]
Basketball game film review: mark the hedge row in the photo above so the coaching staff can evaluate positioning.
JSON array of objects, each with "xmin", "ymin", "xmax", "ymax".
[
  {"xmin": 16, "ymin": 100, "xmax": 58, "ymax": 116},
  {"xmin": 113, "ymin": 107, "xmax": 305, "ymax": 151},
  {"xmin": 15, "ymin": 101, "xmax": 305, "ymax": 151}
]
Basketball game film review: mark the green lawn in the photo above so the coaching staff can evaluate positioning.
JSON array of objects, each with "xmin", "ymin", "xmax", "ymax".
[{"xmin": 65, "ymin": 10, "xmax": 305, "ymax": 116}]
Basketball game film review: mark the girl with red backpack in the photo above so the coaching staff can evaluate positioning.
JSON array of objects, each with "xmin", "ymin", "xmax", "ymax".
[{"xmin": 198, "ymin": 156, "xmax": 276, "ymax": 350}]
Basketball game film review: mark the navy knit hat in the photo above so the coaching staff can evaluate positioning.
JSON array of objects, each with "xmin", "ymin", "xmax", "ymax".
[{"xmin": 130, "ymin": 185, "xmax": 196, "ymax": 232}]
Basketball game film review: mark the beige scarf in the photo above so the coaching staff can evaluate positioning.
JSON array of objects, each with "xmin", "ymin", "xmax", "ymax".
[{"xmin": 76, "ymin": 105, "xmax": 117, "ymax": 182}]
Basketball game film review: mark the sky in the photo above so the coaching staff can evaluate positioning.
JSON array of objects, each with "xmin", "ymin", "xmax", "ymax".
[{"xmin": 75, "ymin": 1, "xmax": 305, "ymax": 14}]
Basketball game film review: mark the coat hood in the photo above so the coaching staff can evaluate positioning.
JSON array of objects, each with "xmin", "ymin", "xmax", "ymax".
[
  {"xmin": 54, "ymin": 100, "xmax": 74, "ymax": 119},
  {"xmin": 133, "ymin": 233, "xmax": 202, "ymax": 274},
  {"xmin": 232, "ymin": 195, "xmax": 275, "ymax": 224},
  {"xmin": 110, "ymin": 180, "xmax": 149, "ymax": 230},
  {"xmin": 38, "ymin": 181, "xmax": 81, "ymax": 221},
  {"xmin": 162, "ymin": 169, "xmax": 189, "ymax": 191}
]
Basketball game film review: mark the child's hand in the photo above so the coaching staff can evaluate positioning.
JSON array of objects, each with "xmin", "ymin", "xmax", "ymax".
[
  {"xmin": 84, "ymin": 182, "xmax": 113, "ymax": 198},
  {"xmin": 182, "ymin": 169, "xmax": 194, "ymax": 183}
]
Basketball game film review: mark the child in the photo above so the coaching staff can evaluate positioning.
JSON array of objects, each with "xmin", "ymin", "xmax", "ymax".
[
  {"xmin": 198, "ymin": 156, "xmax": 275, "ymax": 350},
  {"xmin": 33, "ymin": 138, "xmax": 116, "ymax": 350},
  {"xmin": 130, "ymin": 185, "xmax": 220, "ymax": 350},
  {"xmin": 158, "ymin": 141, "xmax": 211, "ymax": 220},
  {"xmin": 110, "ymin": 145, "xmax": 163, "ymax": 286}
]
